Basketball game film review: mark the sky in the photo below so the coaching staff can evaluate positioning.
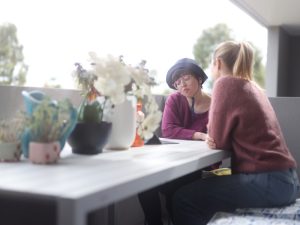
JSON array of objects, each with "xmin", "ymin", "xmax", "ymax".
[{"xmin": 0, "ymin": 0, "xmax": 267, "ymax": 93}]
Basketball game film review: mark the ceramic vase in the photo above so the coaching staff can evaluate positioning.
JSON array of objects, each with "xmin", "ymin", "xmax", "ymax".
[
  {"xmin": 0, "ymin": 142, "xmax": 21, "ymax": 162},
  {"xmin": 105, "ymin": 96, "xmax": 137, "ymax": 150},
  {"xmin": 68, "ymin": 121, "xmax": 112, "ymax": 155},
  {"xmin": 29, "ymin": 141, "xmax": 60, "ymax": 164},
  {"xmin": 21, "ymin": 90, "xmax": 77, "ymax": 158}
]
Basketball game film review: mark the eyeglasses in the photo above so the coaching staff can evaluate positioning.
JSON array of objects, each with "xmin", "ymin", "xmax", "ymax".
[{"xmin": 173, "ymin": 75, "xmax": 193, "ymax": 89}]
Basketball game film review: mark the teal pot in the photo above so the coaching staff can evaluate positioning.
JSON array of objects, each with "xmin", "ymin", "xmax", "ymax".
[
  {"xmin": 21, "ymin": 90, "xmax": 77, "ymax": 158},
  {"xmin": 67, "ymin": 122, "xmax": 112, "ymax": 155}
]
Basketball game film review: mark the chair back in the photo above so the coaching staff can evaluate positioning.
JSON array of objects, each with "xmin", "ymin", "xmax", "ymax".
[{"xmin": 269, "ymin": 97, "xmax": 300, "ymax": 181}]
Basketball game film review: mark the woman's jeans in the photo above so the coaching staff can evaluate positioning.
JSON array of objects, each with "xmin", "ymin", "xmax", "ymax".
[
  {"xmin": 138, "ymin": 169, "xmax": 203, "ymax": 225},
  {"xmin": 172, "ymin": 168, "xmax": 300, "ymax": 225}
]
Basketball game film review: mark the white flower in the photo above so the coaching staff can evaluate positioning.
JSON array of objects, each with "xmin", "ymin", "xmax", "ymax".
[
  {"xmin": 73, "ymin": 53, "xmax": 162, "ymax": 140},
  {"xmin": 89, "ymin": 52, "xmax": 132, "ymax": 105},
  {"xmin": 128, "ymin": 66, "xmax": 150, "ymax": 87},
  {"xmin": 136, "ymin": 94, "xmax": 162, "ymax": 140},
  {"xmin": 137, "ymin": 111, "xmax": 145, "ymax": 123},
  {"xmin": 132, "ymin": 84, "xmax": 151, "ymax": 100},
  {"xmin": 138, "ymin": 110, "xmax": 162, "ymax": 140},
  {"xmin": 95, "ymin": 77, "xmax": 126, "ymax": 104},
  {"xmin": 90, "ymin": 53, "xmax": 131, "ymax": 84}
]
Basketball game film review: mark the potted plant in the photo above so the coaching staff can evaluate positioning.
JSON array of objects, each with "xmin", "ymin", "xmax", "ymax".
[
  {"xmin": 68, "ymin": 63, "xmax": 112, "ymax": 155},
  {"xmin": 0, "ymin": 113, "xmax": 25, "ymax": 162},
  {"xmin": 69, "ymin": 53, "xmax": 162, "ymax": 152},
  {"xmin": 26, "ymin": 97, "xmax": 76, "ymax": 164}
]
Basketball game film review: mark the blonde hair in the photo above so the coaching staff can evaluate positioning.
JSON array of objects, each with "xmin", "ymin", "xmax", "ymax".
[{"xmin": 213, "ymin": 41, "xmax": 254, "ymax": 80}]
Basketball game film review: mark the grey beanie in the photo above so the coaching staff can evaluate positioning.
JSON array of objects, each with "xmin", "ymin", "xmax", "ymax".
[{"xmin": 166, "ymin": 58, "xmax": 208, "ymax": 89}]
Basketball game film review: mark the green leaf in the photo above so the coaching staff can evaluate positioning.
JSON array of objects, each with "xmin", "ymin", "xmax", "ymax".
[{"xmin": 78, "ymin": 100, "xmax": 103, "ymax": 123}]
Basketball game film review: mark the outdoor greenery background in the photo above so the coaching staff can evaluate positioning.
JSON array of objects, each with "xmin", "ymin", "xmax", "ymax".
[{"xmin": 0, "ymin": 22, "xmax": 265, "ymax": 94}]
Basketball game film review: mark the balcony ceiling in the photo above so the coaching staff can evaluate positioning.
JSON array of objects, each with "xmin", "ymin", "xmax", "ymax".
[{"xmin": 230, "ymin": 0, "xmax": 300, "ymax": 35}]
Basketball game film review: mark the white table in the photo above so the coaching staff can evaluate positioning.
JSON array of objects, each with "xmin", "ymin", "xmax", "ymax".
[{"xmin": 0, "ymin": 139, "xmax": 230, "ymax": 225}]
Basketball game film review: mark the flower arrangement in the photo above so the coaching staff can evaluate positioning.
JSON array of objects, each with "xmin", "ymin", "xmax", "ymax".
[
  {"xmin": 73, "ymin": 63, "xmax": 104, "ymax": 123},
  {"xmin": 72, "ymin": 52, "xmax": 162, "ymax": 140}
]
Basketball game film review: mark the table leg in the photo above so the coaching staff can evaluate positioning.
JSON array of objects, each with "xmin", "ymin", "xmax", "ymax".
[
  {"xmin": 108, "ymin": 204, "xmax": 116, "ymax": 225},
  {"xmin": 57, "ymin": 199, "xmax": 85, "ymax": 225}
]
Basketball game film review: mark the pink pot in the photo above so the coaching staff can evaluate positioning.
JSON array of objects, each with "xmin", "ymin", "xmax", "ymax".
[{"xmin": 29, "ymin": 141, "xmax": 60, "ymax": 164}]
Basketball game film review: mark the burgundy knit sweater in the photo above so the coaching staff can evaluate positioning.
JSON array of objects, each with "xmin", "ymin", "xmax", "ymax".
[
  {"xmin": 208, "ymin": 76, "xmax": 296, "ymax": 173},
  {"xmin": 162, "ymin": 92, "xmax": 208, "ymax": 139}
]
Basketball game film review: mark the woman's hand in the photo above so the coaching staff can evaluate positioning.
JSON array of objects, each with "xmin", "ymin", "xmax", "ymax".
[
  {"xmin": 206, "ymin": 135, "xmax": 216, "ymax": 149},
  {"xmin": 192, "ymin": 132, "xmax": 207, "ymax": 141}
]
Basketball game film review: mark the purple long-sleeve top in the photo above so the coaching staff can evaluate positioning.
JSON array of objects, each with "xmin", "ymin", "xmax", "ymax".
[
  {"xmin": 208, "ymin": 76, "xmax": 296, "ymax": 173},
  {"xmin": 161, "ymin": 92, "xmax": 208, "ymax": 139}
]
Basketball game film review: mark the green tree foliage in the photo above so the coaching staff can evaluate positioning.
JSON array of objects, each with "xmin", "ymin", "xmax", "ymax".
[
  {"xmin": 0, "ymin": 23, "xmax": 28, "ymax": 85},
  {"xmin": 193, "ymin": 24, "xmax": 232, "ymax": 70},
  {"xmin": 193, "ymin": 23, "xmax": 265, "ymax": 88},
  {"xmin": 252, "ymin": 43, "xmax": 265, "ymax": 87}
]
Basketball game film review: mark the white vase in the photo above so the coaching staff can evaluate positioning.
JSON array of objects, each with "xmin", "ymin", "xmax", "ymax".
[{"xmin": 105, "ymin": 96, "xmax": 137, "ymax": 150}]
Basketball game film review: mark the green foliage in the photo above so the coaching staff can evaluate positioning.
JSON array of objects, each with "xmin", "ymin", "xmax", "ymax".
[
  {"xmin": 193, "ymin": 23, "xmax": 233, "ymax": 70},
  {"xmin": 28, "ymin": 97, "xmax": 74, "ymax": 143},
  {"xmin": 72, "ymin": 63, "xmax": 107, "ymax": 123},
  {"xmin": 77, "ymin": 99, "xmax": 103, "ymax": 123},
  {"xmin": 252, "ymin": 43, "xmax": 265, "ymax": 87},
  {"xmin": 193, "ymin": 23, "xmax": 265, "ymax": 88},
  {"xmin": 0, "ymin": 112, "xmax": 26, "ymax": 143},
  {"xmin": 0, "ymin": 23, "xmax": 28, "ymax": 85}
]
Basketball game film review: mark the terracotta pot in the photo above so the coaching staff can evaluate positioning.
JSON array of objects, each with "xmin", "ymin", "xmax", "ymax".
[
  {"xmin": 29, "ymin": 141, "xmax": 60, "ymax": 164},
  {"xmin": 132, "ymin": 99, "xmax": 144, "ymax": 147}
]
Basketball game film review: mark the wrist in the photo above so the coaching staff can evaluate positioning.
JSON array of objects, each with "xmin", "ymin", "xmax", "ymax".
[{"xmin": 193, "ymin": 132, "xmax": 206, "ymax": 141}]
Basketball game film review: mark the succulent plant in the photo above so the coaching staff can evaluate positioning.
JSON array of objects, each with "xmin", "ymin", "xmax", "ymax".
[
  {"xmin": 27, "ymin": 97, "xmax": 75, "ymax": 143},
  {"xmin": 0, "ymin": 112, "xmax": 26, "ymax": 143}
]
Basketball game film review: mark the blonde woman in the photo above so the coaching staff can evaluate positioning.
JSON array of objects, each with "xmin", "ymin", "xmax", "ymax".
[{"xmin": 172, "ymin": 41, "xmax": 300, "ymax": 225}]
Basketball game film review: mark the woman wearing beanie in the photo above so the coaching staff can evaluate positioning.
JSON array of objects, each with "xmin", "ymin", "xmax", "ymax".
[
  {"xmin": 162, "ymin": 58, "xmax": 211, "ymax": 140},
  {"xmin": 172, "ymin": 41, "xmax": 300, "ymax": 225},
  {"xmin": 138, "ymin": 58, "xmax": 212, "ymax": 225}
]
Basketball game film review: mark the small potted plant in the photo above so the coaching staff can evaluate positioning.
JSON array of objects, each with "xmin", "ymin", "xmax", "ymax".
[
  {"xmin": 0, "ymin": 113, "xmax": 25, "ymax": 162},
  {"xmin": 69, "ymin": 53, "xmax": 162, "ymax": 151},
  {"xmin": 26, "ymin": 97, "xmax": 76, "ymax": 164},
  {"xmin": 68, "ymin": 63, "xmax": 112, "ymax": 155}
]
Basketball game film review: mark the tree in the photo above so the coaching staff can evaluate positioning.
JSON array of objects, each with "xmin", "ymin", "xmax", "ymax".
[
  {"xmin": 193, "ymin": 24, "xmax": 232, "ymax": 70},
  {"xmin": 0, "ymin": 23, "xmax": 28, "ymax": 85},
  {"xmin": 193, "ymin": 23, "xmax": 265, "ymax": 88},
  {"xmin": 252, "ymin": 44, "xmax": 265, "ymax": 87}
]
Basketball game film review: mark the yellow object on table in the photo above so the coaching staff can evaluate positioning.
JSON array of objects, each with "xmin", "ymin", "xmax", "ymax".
[
  {"xmin": 202, "ymin": 168, "xmax": 232, "ymax": 178},
  {"xmin": 211, "ymin": 168, "xmax": 232, "ymax": 176}
]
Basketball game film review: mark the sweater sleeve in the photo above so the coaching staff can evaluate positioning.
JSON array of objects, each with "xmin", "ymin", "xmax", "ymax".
[
  {"xmin": 208, "ymin": 77, "xmax": 237, "ymax": 150},
  {"xmin": 161, "ymin": 94, "xmax": 195, "ymax": 139}
]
